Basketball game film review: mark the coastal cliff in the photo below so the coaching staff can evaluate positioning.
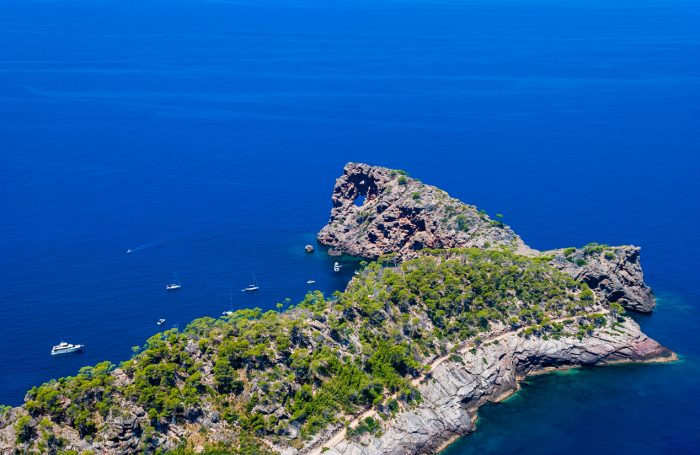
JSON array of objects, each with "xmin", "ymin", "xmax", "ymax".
[
  {"xmin": 318, "ymin": 163, "xmax": 655, "ymax": 313},
  {"xmin": 317, "ymin": 163, "xmax": 532, "ymax": 258},
  {"xmin": 318, "ymin": 317, "xmax": 672, "ymax": 455},
  {"xmin": 547, "ymin": 245, "xmax": 655, "ymax": 313},
  {"xmin": 0, "ymin": 164, "xmax": 672, "ymax": 455}
]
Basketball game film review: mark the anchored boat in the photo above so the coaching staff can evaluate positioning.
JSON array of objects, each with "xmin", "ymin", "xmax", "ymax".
[
  {"xmin": 51, "ymin": 341, "xmax": 84, "ymax": 356},
  {"xmin": 242, "ymin": 274, "xmax": 260, "ymax": 292},
  {"xmin": 166, "ymin": 272, "xmax": 181, "ymax": 291}
]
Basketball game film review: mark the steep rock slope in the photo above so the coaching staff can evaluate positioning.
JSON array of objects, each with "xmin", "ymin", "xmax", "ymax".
[
  {"xmin": 547, "ymin": 245, "xmax": 655, "ymax": 313},
  {"xmin": 318, "ymin": 163, "xmax": 655, "ymax": 312},
  {"xmin": 317, "ymin": 163, "xmax": 532, "ymax": 258},
  {"xmin": 321, "ymin": 318, "xmax": 672, "ymax": 455}
]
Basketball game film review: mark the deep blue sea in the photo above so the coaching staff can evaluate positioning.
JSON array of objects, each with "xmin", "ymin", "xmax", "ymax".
[{"xmin": 1, "ymin": 0, "xmax": 699, "ymax": 452}]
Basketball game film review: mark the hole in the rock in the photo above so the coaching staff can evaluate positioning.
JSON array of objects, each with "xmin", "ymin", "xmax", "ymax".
[
  {"xmin": 608, "ymin": 290, "xmax": 625, "ymax": 302},
  {"xmin": 354, "ymin": 195, "xmax": 366, "ymax": 207}
]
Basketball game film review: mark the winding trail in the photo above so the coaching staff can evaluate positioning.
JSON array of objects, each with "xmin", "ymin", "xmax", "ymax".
[{"xmin": 306, "ymin": 308, "xmax": 609, "ymax": 454}]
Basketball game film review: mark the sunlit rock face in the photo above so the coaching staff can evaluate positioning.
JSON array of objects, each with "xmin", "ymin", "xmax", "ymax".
[{"xmin": 318, "ymin": 162, "xmax": 655, "ymax": 313}]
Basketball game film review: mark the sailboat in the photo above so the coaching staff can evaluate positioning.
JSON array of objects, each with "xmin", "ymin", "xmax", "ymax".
[
  {"xmin": 166, "ymin": 273, "xmax": 181, "ymax": 291},
  {"xmin": 242, "ymin": 273, "xmax": 260, "ymax": 292},
  {"xmin": 223, "ymin": 289, "xmax": 234, "ymax": 316}
]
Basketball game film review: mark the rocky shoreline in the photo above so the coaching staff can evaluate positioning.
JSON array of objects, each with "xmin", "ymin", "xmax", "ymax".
[{"xmin": 315, "ymin": 318, "xmax": 674, "ymax": 455}]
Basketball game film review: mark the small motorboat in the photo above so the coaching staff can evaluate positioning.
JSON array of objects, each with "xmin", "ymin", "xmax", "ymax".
[
  {"xmin": 333, "ymin": 262, "xmax": 341, "ymax": 273},
  {"xmin": 51, "ymin": 341, "xmax": 84, "ymax": 356},
  {"xmin": 126, "ymin": 249, "xmax": 134, "ymax": 254},
  {"xmin": 157, "ymin": 318, "xmax": 166, "ymax": 325},
  {"xmin": 306, "ymin": 279, "xmax": 316, "ymax": 284}
]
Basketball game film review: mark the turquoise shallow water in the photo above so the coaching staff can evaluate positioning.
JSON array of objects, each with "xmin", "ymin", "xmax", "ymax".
[{"xmin": 0, "ymin": 0, "xmax": 699, "ymax": 452}]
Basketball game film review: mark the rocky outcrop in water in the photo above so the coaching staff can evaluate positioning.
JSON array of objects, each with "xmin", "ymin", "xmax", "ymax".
[
  {"xmin": 317, "ymin": 162, "xmax": 532, "ymax": 259},
  {"xmin": 318, "ymin": 162, "xmax": 655, "ymax": 313}
]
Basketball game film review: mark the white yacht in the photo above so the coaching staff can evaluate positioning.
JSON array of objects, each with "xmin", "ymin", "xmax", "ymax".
[
  {"xmin": 306, "ymin": 279, "xmax": 316, "ymax": 284},
  {"xmin": 157, "ymin": 318, "xmax": 166, "ymax": 325},
  {"xmin": 242, "ymin": 274, "xmax": 260, "ymax": 292},
  {"xmin": 333, "ymin": 262, "xmax": 341, "ymax": 272},
  {"xmin": 51, "ymin": 342, "xmax": 84, "ymax": 356},
  {"xmin": 166, "ymin": 273, "xmax": 181, "ymax": 291}
]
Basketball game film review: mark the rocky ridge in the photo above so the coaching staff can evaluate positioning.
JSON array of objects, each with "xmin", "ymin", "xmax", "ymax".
[
  {"xmin": 317, "ymin": 163, "xmax": 533, "ymax": 259},
  {"xmin": 318, "ymin": 163, "xmax": 655, "ymax": 313},
  {"xmin": 320, "ymin": 318, "xmax": 673, "ymax": 455},
  {"xmin": 547, "ymin": 245, "xmax": 655, "ymax": 313}
]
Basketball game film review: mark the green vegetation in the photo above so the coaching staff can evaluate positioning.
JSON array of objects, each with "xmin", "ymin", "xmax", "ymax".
[
  {"xmin": 11, "ymin": 249, "xmax": 608, "ymax": 453},
  {"xmin": 455, "ymin": 214, "xmax": 470, "ymax": 232},
  {"xmin": 582, "ymin": 242, "xmax": 611, "ymax": 255},
  {"xmin": 167, "ymin": 439, "xmax": 275, "ymax": 455}
]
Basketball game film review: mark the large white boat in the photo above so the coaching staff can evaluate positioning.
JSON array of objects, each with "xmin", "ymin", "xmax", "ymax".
[
  {"xmin": 51, "ymin": 342, "xmax": 84, "ymax": 356},
  {"xmin": 166, "ymin": 272, "xmax": 181, "ymax": 291}
]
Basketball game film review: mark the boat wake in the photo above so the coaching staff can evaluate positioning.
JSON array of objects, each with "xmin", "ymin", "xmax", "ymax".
[{"xmin": 126, "ymin": 231, "xmax": 195, "ymax": 254}]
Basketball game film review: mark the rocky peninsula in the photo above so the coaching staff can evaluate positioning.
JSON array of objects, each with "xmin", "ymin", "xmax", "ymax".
[
  {"xmin": 318, "ymin": 163, "xmax": 655, "ymax": 313},
  {"xmin": 0, "ymin": 163, "xmax": 673, "ymax": 455}
]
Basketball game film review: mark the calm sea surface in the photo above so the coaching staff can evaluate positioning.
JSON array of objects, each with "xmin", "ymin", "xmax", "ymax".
[{"xmin": 1, "ymin": 0, "xmax": 699, "ymax": 452}]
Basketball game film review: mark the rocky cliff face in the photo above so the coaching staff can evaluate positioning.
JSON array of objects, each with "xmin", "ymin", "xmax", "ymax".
[
  {"xmin": 317, "ymin": 163, "xmax": 533, "ymax": 259},
  {"xmin": 318, "ymin": 163, "xmax": 655, "ymax": 313},
  {"xmin": 547, "ymin": 245, "xmax": 655, "ymax": 313},
  {"xmin": 320, "ymin": 318, "xmax": 674, "ymax": 455}
]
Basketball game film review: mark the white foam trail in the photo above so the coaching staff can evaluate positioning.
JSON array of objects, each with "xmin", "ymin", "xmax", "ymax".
[{"xmin": 126, "ymin": 231, "xmax": 192, "ymax": 254}]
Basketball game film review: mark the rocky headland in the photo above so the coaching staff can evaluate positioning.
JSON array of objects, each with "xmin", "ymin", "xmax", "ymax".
[
  {"xmin": 318, "ymin": 163, "xmax": 655, "ymax": 313},
  {"xmin": 0, "ymin": 163, "xmax": 672, "ymax": 455}
]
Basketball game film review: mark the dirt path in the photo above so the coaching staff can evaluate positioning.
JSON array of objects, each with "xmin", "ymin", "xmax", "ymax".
[{"xmin": 306, "ymin": 308, "xmax": 608, "ymax": 454}]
